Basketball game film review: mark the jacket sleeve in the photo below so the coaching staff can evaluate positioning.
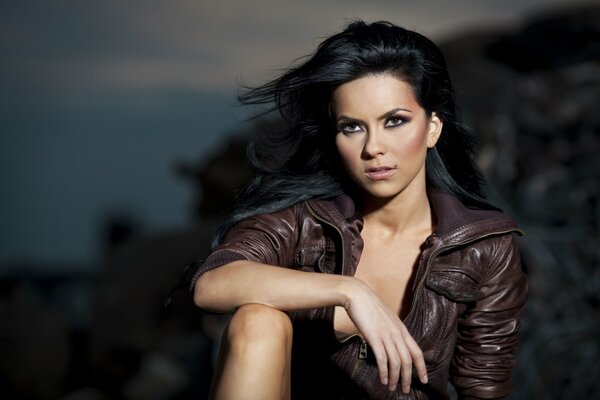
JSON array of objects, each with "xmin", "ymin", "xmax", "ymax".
[
  {"xmin": 450, "ymin": 233, "xmax": 529, "ymax": 399},
  {"xmin": 189, "ymin": 205, "xmax": 300, "ymax": 292}
]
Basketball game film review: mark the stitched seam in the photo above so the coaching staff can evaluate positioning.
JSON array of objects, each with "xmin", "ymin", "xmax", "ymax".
[
  {"xmin": 483, "ymin": 234, "xmax": 512, "ymax": 282},
  {"xmin": 429, "ymin": 273, "xmax": 477, "ymax": 287}
]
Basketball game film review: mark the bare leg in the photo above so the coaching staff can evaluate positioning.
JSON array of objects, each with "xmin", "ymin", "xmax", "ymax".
[{"xmin": 208, "ymin": 303, "xmax": 293, "ymax": 400}]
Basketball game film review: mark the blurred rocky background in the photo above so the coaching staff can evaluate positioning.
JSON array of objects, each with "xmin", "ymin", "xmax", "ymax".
[
  {"xmin": 1, "ymin": 1, "xmax": 598, "ymax": 399},
  {"xmin": 441, "ymin": 6, "xmax": 600, "ymax": 399}
]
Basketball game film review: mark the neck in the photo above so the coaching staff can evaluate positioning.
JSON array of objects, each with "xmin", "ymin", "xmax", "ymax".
[{"xmin": 360, "ymin": 183, "xmax": 434, "ymax": 238}]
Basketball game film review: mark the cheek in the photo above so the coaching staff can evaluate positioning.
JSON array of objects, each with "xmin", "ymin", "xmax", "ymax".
[{"xmin": 397, "ymin": 129, "xmax": 428, "ymax": 158}]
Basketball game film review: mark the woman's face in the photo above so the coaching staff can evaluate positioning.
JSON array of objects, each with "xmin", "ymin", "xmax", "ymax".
[{"xmin": 332, "ymin": 74, "xmax": 442, "ymax": 201}]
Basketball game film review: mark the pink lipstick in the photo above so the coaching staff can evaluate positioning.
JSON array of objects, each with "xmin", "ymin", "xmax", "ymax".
[{"xmin": 365, "ymin": 166, "xmax": 396, "ymax": 180}]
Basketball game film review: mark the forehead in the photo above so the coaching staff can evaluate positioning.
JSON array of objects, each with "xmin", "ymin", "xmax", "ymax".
[{"xmin": 331, "ymin": 74, "xmax": 420, "ymax": 115}]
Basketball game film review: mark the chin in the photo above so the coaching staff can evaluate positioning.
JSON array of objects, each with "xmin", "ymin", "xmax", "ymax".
[{"xmin": 363, "ymin": 187, "xmax": 405, "ymax": 199}]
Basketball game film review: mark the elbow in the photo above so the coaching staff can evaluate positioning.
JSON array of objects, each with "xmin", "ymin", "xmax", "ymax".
[{"xmin": 193, "ymin": 261, "xmax": 248, "ymax": 312}]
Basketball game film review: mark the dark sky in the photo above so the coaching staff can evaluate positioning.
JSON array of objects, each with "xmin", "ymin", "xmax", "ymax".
[{"xmin": 0, "ymin": 0, "xmax": 582, "ymax": 271}]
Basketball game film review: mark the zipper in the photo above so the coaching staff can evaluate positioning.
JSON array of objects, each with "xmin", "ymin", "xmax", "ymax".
[
  {"xmin": 359, "ymin": 338, "xmax": 368, "ymax": 359},
  {"xmin": 404, "ymin": 227, "xmax": 524, "ymax": 322},
  {"xmin": 307, "ymin": 201, "xmax": 367, "ymax": 361},
  {"xmin": 305, "ymin": 201, "xmax": 346, "ymax": 275},
  {"xmin": 337, "ymin": 333, "xmax": 368, "ymax": 359},
  {"xmin": 339, "ymin": 333, "xmax": 369, "ymax": 381}
]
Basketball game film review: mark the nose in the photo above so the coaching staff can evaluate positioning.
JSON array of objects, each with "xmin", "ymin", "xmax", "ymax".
[{"xmin": 362, "ymin": 130, "xmax": 386, "ymax": 159}]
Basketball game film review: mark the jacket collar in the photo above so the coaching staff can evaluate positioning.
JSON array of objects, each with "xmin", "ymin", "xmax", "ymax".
[
  {"xmin": 429, "ymin": 190, "xmax": 524, "ymax": 252},
  {"xmin": 306, "ymin": 188, "xmax": 522, "ymax": 246}
]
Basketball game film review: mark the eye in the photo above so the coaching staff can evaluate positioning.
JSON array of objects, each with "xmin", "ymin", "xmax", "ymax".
[
  {"xmin": 338, "ymin": 122, "xmax": 363, "ymax": 134},
  {"xmin": 385, "ymin": 116, "xmax": 405, "ymax": 128}
]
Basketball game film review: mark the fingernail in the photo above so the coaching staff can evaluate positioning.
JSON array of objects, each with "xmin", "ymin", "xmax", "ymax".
[
  {"xmin": 382, "ymin": 377, "xmax": 388, "ymax": 385},
  {"xmin": 389, "ymin": 384, "xmax": 397, "ymax": 392},
  {"xmin": 403, "ymin": 385, "xmax": 410, "ymax": 394},
  {"xmin": 422, "ymin": 374, "xmax": 428, "ymax": 384}
]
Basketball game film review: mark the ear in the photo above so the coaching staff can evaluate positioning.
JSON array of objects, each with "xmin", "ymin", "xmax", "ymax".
[{"xmin": 426, "ymin": 112, "xmax": 443, "ymax": 148}]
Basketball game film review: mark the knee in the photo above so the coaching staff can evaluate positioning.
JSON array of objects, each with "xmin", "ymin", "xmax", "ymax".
[{"xmin": 225, "ymin": 303, "xmax": 293, "ymax": 350}]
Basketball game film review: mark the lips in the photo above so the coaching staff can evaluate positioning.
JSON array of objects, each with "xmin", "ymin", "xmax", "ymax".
[{"xmin": 365, "ymin": 166, "xmax": 396, "ymax": 180}]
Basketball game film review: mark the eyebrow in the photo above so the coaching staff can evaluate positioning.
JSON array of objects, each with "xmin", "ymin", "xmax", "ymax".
[
  {"xmin": 378, "ymin": 107, "xmax": 412, "ymax": 120},
  {"xmin": 336, "ymin": 107, "xmax": 412, "ymax": 124}
]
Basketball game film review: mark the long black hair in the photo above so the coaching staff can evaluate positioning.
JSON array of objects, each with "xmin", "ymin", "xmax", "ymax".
[{"xmin": 213, "ymin": 20, "xmax": 496, "ymax": 246}]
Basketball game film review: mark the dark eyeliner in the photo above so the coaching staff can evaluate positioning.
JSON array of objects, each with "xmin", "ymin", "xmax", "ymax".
[
  {"xmin": 385, "ymin": 115, "xmax": 405, "ymax": 127},
  {"xmin": 337, "ymin": 120, "xmax": 362, "ymax": 134}
]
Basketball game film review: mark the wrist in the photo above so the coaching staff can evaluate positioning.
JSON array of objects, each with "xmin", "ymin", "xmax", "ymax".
[{"xmin": 337, "ymin": 276, "xmax": 366, "ymax": 311}]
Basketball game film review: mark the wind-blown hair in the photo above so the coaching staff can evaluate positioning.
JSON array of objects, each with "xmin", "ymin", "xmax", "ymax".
[{"xmin": 213, "ymin": 20, "xmax": 496, "ymax": 246}]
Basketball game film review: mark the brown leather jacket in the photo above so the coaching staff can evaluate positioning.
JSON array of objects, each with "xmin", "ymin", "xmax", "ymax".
[{"xmin": 191, "ymin": 189, "xmax": 529, "ymax": 399}]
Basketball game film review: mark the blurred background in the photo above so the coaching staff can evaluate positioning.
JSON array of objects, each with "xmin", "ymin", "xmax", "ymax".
[{"xmin": 1, "ymin": 0, "xmax": 598, "ymax": 399}]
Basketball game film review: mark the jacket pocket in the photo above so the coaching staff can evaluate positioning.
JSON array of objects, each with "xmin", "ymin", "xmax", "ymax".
[
  {"xmin": 296, "ymin": 246, "xmax": 322, "ymax": 266},
  {"xmin": 425, "ymin": 271, "xmax": 485, "ymax": 302},
  {"xmin": 295, "ymin": 246, "xmax": 336, "ymax": 273}
]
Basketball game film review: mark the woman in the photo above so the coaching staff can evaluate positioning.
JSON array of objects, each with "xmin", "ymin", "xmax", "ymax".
[{"xmin": 190, "ymin": 20, "xmax": 528, "ymax": 399}]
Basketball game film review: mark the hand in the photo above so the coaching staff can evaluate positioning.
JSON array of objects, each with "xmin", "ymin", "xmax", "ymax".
[{"xmin": 344, "ymin": 279, "xmax": 428, "ymax": 394}]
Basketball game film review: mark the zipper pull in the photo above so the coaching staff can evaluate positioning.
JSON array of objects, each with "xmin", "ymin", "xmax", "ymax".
[{"xmin": 359, "ymin": 339, "xmax": 368, "ymax": 359}]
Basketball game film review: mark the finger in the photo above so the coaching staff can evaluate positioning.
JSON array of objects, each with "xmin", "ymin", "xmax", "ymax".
[
  {"xmin": 405, "ymin": 332, "xmax": 428, "ymax": 384},
  {"xmin": 397, "ymin": 342, "xmax": 413, "ymax": 394},
  {"xmin": 369, "ymin": 340, "xmax": 389, "ymax": 386},
  {"xmin": 386, "ymin": 342, "xmax": 401, "ymax": 391}
]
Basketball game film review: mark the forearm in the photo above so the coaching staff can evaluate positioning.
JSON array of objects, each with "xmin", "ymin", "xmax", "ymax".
[{"xmin": 193, "ymin": 260, "xmax": 356, "ymax": 313}]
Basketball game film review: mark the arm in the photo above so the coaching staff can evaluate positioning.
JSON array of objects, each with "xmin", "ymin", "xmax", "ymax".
[
  {"xmin": 192, "ymin": 205, "xmax": 427, "ymax": 393},
  {"xmin": 194, "ymin": 259, "xmax": 354, "ymax": 313},
  {"xmin": 191, "ymin": 203, "xmax": 361, "ymax": 313},
  {"xmin": 451, "ymin": 234, "xmax": 529, "ymax": 399},
  {"xmin": 195, "ymin": 259, "xmax": 427, "ymax": 393}
]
